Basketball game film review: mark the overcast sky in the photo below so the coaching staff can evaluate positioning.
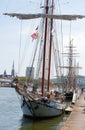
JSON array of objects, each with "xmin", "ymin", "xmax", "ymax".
[{"xmin": 0, "ymin": 0, "xmax": 85, "ymax": 76}]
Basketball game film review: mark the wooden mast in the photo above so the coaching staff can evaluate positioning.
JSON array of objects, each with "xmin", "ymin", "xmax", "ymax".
[
  {"xmin": 42, "ymin": 0, "xmax": 49, "ymax": 96},
  {"xmin": 47, "ymin": 0, "xmax": 54, "ymax": 92}
]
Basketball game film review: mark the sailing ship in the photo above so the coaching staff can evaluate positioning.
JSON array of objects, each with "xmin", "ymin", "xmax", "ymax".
[
  {"xmin": 64, "ymin": 39, "xmax": 80, "ymax": 101},
  {"xmin": 63, "ymin": 39, "xmax": 81, "ymax": 113},
  {"xmin": 4, "ymin": 0, "xmax": 85, "ymax": 118}
]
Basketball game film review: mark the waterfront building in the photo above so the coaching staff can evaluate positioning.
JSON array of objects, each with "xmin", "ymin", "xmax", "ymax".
[{"xmin": 3, "ymin": 70, "xmax": 7, "ymax": 77}]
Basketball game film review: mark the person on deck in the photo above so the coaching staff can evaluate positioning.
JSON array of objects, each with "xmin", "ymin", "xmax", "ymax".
[{"xmin": 50, "ymin": 91, "xmax": 55, "ymax": 100}]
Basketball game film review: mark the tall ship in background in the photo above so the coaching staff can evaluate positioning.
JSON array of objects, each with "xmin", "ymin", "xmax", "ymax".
[{"xmin": 64, "ymin": 38, "xmax": 80, "ymax": 101}]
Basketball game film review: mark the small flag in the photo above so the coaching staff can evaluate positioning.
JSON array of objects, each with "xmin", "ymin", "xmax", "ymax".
[
  {"xmin": 31, "ymin": 32, "xmax": 38, "ymax": 40},
  {"xmin": 31, "ymin": 26, "xmax": 39, "ymax": 41}
]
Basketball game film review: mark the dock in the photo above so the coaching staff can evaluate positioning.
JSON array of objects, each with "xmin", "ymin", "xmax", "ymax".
[{"xmin": 61, "ymin": 93, "xmax": 85, "ymax": 130}]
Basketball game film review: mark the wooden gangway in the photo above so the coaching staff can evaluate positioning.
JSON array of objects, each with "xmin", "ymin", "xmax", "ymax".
[{"xmin": 61, "ymin": 93, "xmax": 85, "ymax": 130}]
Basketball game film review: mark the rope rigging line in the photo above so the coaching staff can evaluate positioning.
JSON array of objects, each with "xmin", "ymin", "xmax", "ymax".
[
  {"xmin": 26, "ymin": 36, "xmax": 39, "ymax": 82},
  {"xmin": 17, "ymin": 20, "xmax": 38, "ymax": 77},
  {"xmin": 35, "ymin": 19, "xmax": 45, "ymax": 79},
  {"xmin": 18, "ymin": 20, "xmax": 22, "ymax": 76},
  {"xmin": 58, "ymin": 0, "xmax": 64, "ymax": 76},
  {"xmin": 19, "ymin": 24, "xmax": 33, "ymax": 70}
]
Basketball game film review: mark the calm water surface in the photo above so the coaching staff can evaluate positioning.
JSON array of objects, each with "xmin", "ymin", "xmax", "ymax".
[{"xmin": 0, "ymin": 88, "xmax": 68, "ymax": 130}]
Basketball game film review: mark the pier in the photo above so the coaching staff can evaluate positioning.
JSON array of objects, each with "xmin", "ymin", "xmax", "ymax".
[{"xmin": 61, "ymin": 93, "xmax": 85, "ymax": 130}]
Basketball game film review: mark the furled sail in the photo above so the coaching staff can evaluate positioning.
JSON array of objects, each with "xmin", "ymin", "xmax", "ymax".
[{"xmin": 4, "ymin": 13, "xmax": 85, "ymax": 21}]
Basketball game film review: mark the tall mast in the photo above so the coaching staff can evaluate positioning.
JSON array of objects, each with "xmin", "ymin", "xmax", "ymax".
[
  {"xmin": 42, "ymin": 0, "xmax": 49, "ymax": 96},
  {"xmin": 47, "ymin": 0, "xmax": 54, "ymax": 92},
  {"xmin": 67, "ymin": 41, "xmax": 74, "ymax": 90}
]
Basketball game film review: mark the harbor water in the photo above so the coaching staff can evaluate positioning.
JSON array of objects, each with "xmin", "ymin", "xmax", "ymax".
[{"xmin": 0, "ymin": 87, "xmax": 68, "ymax": 130}]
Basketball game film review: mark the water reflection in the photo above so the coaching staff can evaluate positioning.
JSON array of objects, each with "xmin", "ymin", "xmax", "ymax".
[
  {"xmin": 19, "ymin": 115, "xmax": 67, "ymax": 130},
  {"xmin": 0, "ymin": 88, "xmax": 69, "ymax": 130}
]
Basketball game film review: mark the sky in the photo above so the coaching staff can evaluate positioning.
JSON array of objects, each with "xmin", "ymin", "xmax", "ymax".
[{"xmin": 0, "ymin": 0, "xmax": 85, "ymax": 76}]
